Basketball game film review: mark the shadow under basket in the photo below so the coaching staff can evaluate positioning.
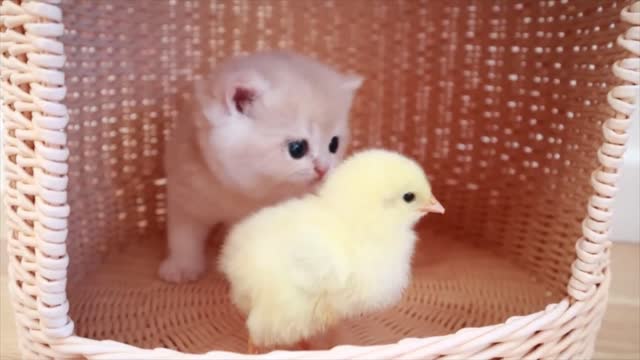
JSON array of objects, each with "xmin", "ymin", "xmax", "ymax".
[{"xmin": 2, "ymin": 0, "xmax": 639, "ymax": 359}]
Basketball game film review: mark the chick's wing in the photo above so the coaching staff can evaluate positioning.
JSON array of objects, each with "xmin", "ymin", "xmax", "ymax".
[{"xmin": 286, "ymin": 225, "xmax": 349, "ymax": 296}]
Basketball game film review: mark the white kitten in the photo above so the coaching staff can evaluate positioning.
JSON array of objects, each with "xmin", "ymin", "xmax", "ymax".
[{"xmin": 159, "ymin": 50, "xmax": 363, "ymax": 283}]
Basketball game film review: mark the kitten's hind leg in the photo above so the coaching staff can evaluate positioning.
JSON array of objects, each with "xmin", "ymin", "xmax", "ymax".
[{"xmin": 158, "ymin": 208, "xmax": 210, "ymax": 283}]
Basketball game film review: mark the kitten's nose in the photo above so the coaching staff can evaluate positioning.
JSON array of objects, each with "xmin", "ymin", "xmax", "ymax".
[{"xmin": 313, "ymin": 164, "xmax": 328, "ymax": 179}]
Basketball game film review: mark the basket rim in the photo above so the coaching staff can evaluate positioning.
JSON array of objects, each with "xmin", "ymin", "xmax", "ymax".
[{"xmin": 46, "ymin": 276, "xmax": 609, "ymax": 359}]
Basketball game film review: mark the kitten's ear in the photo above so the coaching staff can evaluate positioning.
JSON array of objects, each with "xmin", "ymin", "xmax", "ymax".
[
  {"xmin": 194, "ymin": 71, "xmax": 269, "ymax": 123},
  {"xmin": 341, "ymin": 73, "xmax": 364, "ymax": 91},
  {"xmin": 223, "ymin": 71, "xmax": 270, "ymax": 116},
  {"xmin": 194, "ymin": 78, "xmax": 213, "ymax": 109},
  {"xmin": 193, "ymin": 78, "xmax": 220, "ymax": 126},
  {"xmin": 193, "ymin": 78, "xmax": 219, "ymax": 127}
]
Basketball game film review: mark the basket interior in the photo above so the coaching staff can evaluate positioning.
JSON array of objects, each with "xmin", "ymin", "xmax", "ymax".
[
  {"xmin": 59, "ymin": 0, "xmax": 624, "ymax": 353},
  {"xmin": 67, "ymin": 226, "xmax": 558, "ymax": 353}
]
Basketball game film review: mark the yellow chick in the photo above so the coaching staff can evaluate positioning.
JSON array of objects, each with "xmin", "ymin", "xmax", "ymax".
[{"xmin": 218, "ymin": 149, "xmax": 444, "ymax": 354}]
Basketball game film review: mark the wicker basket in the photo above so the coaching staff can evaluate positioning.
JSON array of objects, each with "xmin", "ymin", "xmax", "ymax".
[{"xmin": 2, "ymin": 0, "xmax": 639, "ymax": 359}]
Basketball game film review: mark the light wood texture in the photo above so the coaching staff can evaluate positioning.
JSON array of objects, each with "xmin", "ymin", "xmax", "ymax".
[
  {"xmin": 594, "ymin": 243, "xmax": 640, "ymax": 359},
  {"xmin": 0, "ymin": 213, "xmax": 638, "ymax": 359},
  {"xmin": 1, "ymin": 274, "xmax": 21, "ymax": 360}
]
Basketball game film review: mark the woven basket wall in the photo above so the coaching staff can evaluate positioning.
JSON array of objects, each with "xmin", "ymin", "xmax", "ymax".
[{"xmin": 2, "ymin": 0, "xmax": 639, "ymax": 359}]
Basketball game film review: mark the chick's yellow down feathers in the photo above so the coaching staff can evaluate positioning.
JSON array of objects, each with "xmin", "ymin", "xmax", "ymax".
[{"xmin": 218, "ymin": 149, "xmax": 444, "ymax": 353}]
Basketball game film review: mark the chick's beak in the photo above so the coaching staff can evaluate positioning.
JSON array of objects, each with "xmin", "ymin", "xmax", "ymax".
[{"xmin": 420, "ymin": 197, "xmax": 445, "ymax": 214}]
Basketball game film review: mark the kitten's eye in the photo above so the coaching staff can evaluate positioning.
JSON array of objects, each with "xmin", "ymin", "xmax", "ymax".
[
  {"xmin": 288, "ymin": 140, "xmax": 308, "ymax": 159},
  {"xmin": 403, "ymin": 192, "xmax": 415, "ymax": 203},
  {"xmin": 329, "ymin": 136, "xmax": 339, "ymax": 154}
]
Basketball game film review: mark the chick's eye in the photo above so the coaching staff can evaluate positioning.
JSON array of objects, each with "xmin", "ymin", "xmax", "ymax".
[
  {"xmin": 403, "ymin": 192, "xmax": 415, "ymax": 203},
  {"xmin": 288, "ymin": 140, "xmax": 308, "ymax": 159},
  {"xmin": 329, "ymin": 136, "xmax": 339, "ymax": 154}
]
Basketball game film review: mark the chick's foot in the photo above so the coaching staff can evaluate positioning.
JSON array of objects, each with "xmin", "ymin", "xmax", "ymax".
[
  {"xmin": 247, "ymin": 338, "xmax": 272, "ymax": 355},
  {"xmin": 296, "ymin": 339, "xmax": 311, "ymax": 350}
]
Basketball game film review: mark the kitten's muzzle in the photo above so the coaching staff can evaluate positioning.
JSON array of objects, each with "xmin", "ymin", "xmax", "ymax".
[{"xmin": 313, "ymin": 163, "xmax": 328, "ymax": 180}]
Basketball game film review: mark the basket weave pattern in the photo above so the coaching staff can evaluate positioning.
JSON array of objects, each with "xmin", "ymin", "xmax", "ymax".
[{"xmin": 1, "ymin": 0, "xmax": 639, "ymax": 359}]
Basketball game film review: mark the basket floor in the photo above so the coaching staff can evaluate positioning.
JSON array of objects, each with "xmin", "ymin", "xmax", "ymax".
[{"xmin": 68, "ymin": 227, "xmax": 560, "ymax": 354}]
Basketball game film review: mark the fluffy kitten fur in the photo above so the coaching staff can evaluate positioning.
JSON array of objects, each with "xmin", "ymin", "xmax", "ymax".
[{"xmin": 159, "ymin": 50, "xmax": 363, "ymax": 283}]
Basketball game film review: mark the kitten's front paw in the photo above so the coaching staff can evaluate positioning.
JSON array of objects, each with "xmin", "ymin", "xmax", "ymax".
[{"xmin": 158, "ymin": 257, "xmax": 206, "ymax": 283}]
